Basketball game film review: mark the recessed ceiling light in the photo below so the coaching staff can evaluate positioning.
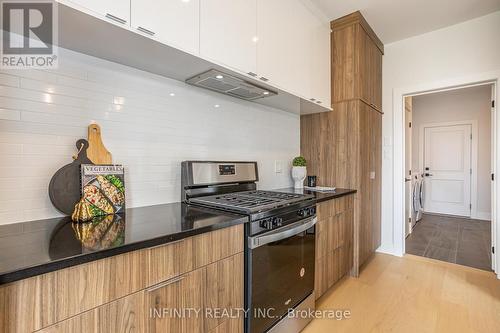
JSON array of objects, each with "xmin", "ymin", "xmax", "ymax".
[
  {"xmin": 214, "ymin": 104, "xmax": 220, "ymax": 108},
  {"xmin": 169, "ymin": 93, "xmax": 175, "ymax": 96},
  {"xmin": 263, "ymin": 91, "xmax": 270, "ymax": 95},
  {"xmin": 252, "ymin": 36, "xmax": 259, "ymax": 43},
  {"xmin": 182, "ymin": 0, "xmax": 190, "ymax": 2},
  {"xmin": 215, "ymin": 74, "xmax": 224, "ymax": 79}
]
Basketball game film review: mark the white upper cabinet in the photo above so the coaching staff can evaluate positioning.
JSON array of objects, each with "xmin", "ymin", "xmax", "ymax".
[
  {"xmin": 59, "ymin": 0, "xmax": 332, "ymax": 113},
  {"xmin": 200, "ymin": 0, "xmax": 257, "ymax": 75},
  {"xmin": 64, "ymin": 0, "xmax": 130, "ymax": 24},
  {"xmin": 131, "ymin": 0, "xmax": 200, "ymax": 55},
  {"xmin": 256, "ymin": 0, "xmax": 317, "ymax": 99},
  {"xmin": 310, "ymin": 22, "xmax": 331, "ymax": 108}
]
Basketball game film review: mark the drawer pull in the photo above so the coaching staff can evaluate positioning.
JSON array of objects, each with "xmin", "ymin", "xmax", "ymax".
[
  {"xmin": 147, "ymin": 276, "xmax": 185, "ymax": 292},
  {"xmin": 105, "ymin": 13, "xmax": 127, "ymax": 24},
  {"xmin": 248, "ymin": 72, "xmax": 258, "ymax": 77},
  {"xmin": 259, "ymin": 77, "xmax": 269, "ymax": 82},
  {"xmin": 137, "ymin": 26, "xmax": 155, "ymax": 36}
]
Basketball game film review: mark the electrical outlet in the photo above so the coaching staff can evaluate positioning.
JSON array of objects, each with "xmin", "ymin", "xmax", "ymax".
[{"xmin": 275, "ymin": 160, "xmax": 283, "ymax": 173}]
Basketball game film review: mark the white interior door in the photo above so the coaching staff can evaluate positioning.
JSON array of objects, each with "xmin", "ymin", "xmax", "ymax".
[{"xmin": 423, "ymin": 124, "xmax": 472, "ymax": 217}]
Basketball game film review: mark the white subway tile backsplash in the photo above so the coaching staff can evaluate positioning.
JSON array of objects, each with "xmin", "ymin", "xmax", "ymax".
[
  {"xmin": 0, "ymin": 48, "xmax": 299, "ymax": 225},
  {"xmin": 0, "ymin": 74, "xmax": 19, "ymax": 87},
  {"xmin": 0, "ymin": 109, "xmax": 21, "ymax": 121},
  {"xmin": 0, "ymin": 143, "xmax": 23, "ymax": 155}
]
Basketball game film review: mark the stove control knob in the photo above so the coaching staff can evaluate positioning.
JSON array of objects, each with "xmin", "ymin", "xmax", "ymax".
[
  {"xmin": 310, "ymin": 207, "xmax": 316, "ymax": 215},
  {"xmin": 298, "ymin": 209, "xmax": 306, "ymax": 217},
  {"xmin": 259, "ymin": 218, "xmax": 273, "ymax": 229},
  {"xmin": 272, "ymin": 217, "xmax": 283, "ymax": 227}
]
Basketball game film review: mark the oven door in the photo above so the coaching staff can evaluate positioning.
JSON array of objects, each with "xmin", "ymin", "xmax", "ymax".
[{"xmin": 247, "ymin": 217, "xmax": 316, "ymax": 333}]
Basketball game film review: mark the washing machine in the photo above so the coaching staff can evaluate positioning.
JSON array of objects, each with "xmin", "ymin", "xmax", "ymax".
[{"xmin": 412, "ymin": 172, "xmax": 424, "ymax": 222}]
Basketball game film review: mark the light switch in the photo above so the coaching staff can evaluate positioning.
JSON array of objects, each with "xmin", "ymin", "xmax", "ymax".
[
  {"xmin": 370, "ymin": 171, "xmax": 376, "ymax": 179},
  {"xmin": 275, "ymin": 160, "xmax": 283, "ymax": 173}
]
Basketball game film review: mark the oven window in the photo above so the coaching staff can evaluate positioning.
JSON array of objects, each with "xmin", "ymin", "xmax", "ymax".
[{"xmin": 249, "ymin": 227, "xmax": 315, "ymax": 333}]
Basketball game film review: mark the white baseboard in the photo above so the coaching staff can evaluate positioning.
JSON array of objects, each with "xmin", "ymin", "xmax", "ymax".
[
  {"xmin": 472, "ymin": 211, "xmax": 491, "ymax": 221},
  {"xmin": 376, "ymin": 245, "xmax": 402, "ymax": 257}
]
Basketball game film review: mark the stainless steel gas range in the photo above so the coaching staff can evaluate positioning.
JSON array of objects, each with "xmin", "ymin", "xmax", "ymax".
[{"xmin": 182, "ymin": 161, "xmax": 317, "ymax": 333}]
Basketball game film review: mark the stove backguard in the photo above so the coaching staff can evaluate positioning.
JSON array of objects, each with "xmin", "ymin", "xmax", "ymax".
[{"xmin": 181, "ymin": 161, "xmax": 259, "ymax": 202}]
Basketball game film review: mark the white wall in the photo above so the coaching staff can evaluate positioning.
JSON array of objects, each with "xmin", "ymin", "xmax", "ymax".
[
  {"xmin": 0, "ymin": 48, "xmax": 300, "ymax": 225},
  {"xmin": 381, "ymin": 11, "xmax": 500, "ymax": 255},
  {"xmin": 411, "ymin": 85, "xmax": 492, "ymax": 219}
]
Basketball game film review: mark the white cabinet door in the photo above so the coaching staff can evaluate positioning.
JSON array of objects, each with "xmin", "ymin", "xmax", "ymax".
[
  {"xmin": 256, "ymin": 0, "xmax": 314, "ymax": 98},
  {"xmin": 309, "ymin": 22, "xmax": 331, "ymax": 107},
  {"xmin": 200, "ymin": 0, "xmax": 257, "ymax": 75},
  {"xmin": 65, "ymin": 0, "xmax": 130, "ymax": 24},
  {"xmin": 131, "ymin": 0, "xmax": 200, "ymax": 55}
]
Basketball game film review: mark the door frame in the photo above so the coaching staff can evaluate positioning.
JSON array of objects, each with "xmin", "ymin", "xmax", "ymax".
[
  {"xmin": 390, "ymin": 71, "xmax": 499, "ymax": 278},
  {"xmin": 418, "ymin": 120, "xmax": 478, "ymax": 218}
]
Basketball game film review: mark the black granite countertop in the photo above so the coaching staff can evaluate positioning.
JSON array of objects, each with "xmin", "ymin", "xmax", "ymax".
[
  {"xmin": 0, "ymin": 203, "xmax": 248, "ymax": 285},
  {"xmin": 273, "ymin": 187, "xmax": 357, "ymax": 203},
  {"xmin": 0, "ymin": 187, "xmax": 354, "ymax": 285}
]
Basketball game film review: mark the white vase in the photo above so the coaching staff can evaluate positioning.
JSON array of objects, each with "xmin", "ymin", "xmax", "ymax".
[{"xmin": 291, "ymin": 166, "xmax": 307, "ymax": 189}]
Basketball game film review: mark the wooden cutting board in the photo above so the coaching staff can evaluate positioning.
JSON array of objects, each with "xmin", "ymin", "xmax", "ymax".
[
  {"xmin": 49, "ymin": 139, "xmax": 93, "ymax": 215},
  {"xmin": 87, "ymin": 124, "xmax": 112, "ymax": 164}
]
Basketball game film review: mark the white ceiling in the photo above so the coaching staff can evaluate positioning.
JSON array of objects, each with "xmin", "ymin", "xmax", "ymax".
[{"xmin": 309, "ymin": 0, "xmax": 500, "ymax": 44}]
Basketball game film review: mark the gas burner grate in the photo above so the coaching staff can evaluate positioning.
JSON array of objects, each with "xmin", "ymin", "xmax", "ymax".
[{"xmin": 189, "ymin": 190, "xmax": 314, "ymax": 214}]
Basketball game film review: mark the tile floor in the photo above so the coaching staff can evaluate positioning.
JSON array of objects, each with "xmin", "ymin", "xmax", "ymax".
[{"xmin": 405, "ymin": 214, "xmax": 492, "ymax": 271}]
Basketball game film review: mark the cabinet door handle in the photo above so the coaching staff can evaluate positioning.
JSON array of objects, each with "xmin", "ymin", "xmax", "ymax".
[
  {"xmin": 105, "ymin": 13, "xmax": 127, "ymax": 24},
  {"xmin": 146, "ymin": 276, "xmax": 185, "ymax": 292},
  {"xmin": 259, "ymin": 77, "xmax": 269, "ymax": 82},
  {"xmin": 309, "ymin": 98, "xmax": 316, "ymax": 102},
  {"xmin": 316, "ymin": 101, "xmax": 322, "ymax": 104},
  {"xmin": 137, "ymin": 26, "xmax": 155, "ymax": 36},
  {"xmin": 247, "ymin": 72, "xmax": 258, "ymax": 77}
]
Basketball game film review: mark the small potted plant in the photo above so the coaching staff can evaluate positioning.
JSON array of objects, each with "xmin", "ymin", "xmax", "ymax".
[{"xmin": 291, "ymin": 156, "xmax": 307, "ymax": 189}]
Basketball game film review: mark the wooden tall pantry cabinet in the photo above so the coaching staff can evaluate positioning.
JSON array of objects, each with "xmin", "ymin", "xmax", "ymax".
[{"xmin": 300, "ymin": 11, "xmax": 383, "ymax": 276}]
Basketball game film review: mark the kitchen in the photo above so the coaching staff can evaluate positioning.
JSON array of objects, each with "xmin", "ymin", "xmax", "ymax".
[{"xmin": 1, "ymin": 1, "xmax": 499, "ymax": 333}]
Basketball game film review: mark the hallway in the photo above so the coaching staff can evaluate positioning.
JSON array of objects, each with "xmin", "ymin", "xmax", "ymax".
[{"xmin": 405, "ymin": 214, "xmax": 492, "ymax": 271}]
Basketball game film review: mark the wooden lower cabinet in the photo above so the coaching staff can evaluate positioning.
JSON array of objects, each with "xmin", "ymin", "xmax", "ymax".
[
  {"xmin": 37, "ymin": 253, "xmax": 244, "ymax": 333},
  {"xmin": 146, "ymin": 252, "xmax": 244, "ymax": 333},
  {"xmin": 0, "ymin": 250, "xmax": 148, "ymax": 333},
  {"xmin": 146, "ymin": 268, "xmax": 205, "ymax": 333},
  {"xmin": 1, "ymin": 225, "xmax": 244, "ymax": 333},
  {"xmin": 205, "ymin": 253, "xmax": 244, "ymax": 332},
  {"xmin": 314, "ymin": 196, "xmax": 354, "ymax": 300},
  {"xmin": 38, "ymin": 292, "xmax": 146, "ymax": 333},
  {"xmin": 147, "ymin": 225, "xmax": 243, "ymax": 286}
]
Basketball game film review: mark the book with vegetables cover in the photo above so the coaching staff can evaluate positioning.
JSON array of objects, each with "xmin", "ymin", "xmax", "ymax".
[{"xmin": 79, "ymin": 165, "xmax": 126, "ymax": 216}]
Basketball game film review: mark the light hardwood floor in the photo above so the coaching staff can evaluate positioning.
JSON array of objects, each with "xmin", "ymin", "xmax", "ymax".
[{"xmin": 303, "ymin": 253, "xmax": 500, "ymax": 333}]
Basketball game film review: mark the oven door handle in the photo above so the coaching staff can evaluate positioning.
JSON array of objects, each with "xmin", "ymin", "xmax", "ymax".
[{"xmin": 248, "ymin": 217, "xmax": 317, "ymax": 249}]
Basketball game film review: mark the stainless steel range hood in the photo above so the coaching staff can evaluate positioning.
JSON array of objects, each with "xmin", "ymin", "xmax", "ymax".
[{"xmin": 186, "ymin": 69, "xmax": 277, "ymax": 101}]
